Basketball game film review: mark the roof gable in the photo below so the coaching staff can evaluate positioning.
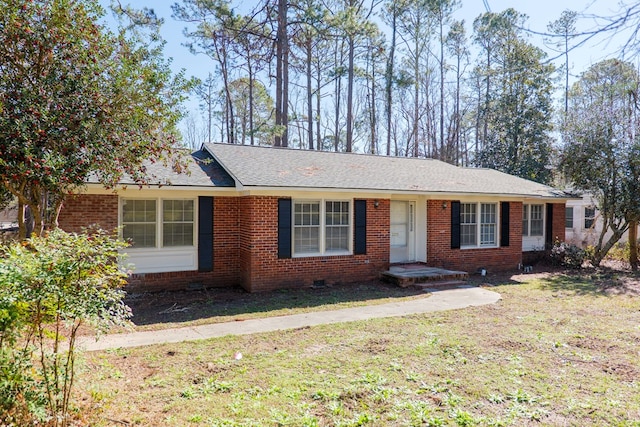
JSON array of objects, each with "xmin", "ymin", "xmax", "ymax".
[{"xmin": 88, "ymin": 149, "xmax": 235, "ymax": 188}]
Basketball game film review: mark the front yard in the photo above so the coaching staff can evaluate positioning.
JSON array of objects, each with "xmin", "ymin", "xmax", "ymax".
[{"xmin": 77, "ymin": 269, "xmax": 640, "ymax": 426}]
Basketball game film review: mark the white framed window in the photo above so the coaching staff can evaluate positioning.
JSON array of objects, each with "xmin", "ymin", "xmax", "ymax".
[
  {"xmin": 480, "ymin": 203, "xmax": 497, "ymax": 245},
  {"xmin": 565, "ymin": 207, "xmax": 574, "ymax": 228},
  {"xmin": 121, "ymin": 198, "xmax": 195, "ymax": 249},
  {"xmin": 461, "ymin": 203, "xmax": 477, "ymax": 246},
  {"xmin": 522, "ymin": 204, "xmax": 544, "ymax": 237},
  {"xmin": 461, "ymin": 202, "xmax": 498, "ymax": 248},
  {"xmin": 293, "ymin": 199, "xmax": 351, "ymax": 256},
  {"xmin": 584, "ymin": 206, "xmax": 596, "ymax": 229}
]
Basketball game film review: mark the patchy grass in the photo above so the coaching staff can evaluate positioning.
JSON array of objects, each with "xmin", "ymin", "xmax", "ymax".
[
  {"xmin": 75, "ymin": 271, "xmax": 640, "ymax": 426},
  {"xmin": 120, "ymin": 281, "xmax": 427, "ymax": 332}
]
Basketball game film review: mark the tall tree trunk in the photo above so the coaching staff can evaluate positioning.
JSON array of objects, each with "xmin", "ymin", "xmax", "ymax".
[
  {"xmin": 248, "ymin": 63, "xmax": 255, "ymax": 145},
  {"xmin": 630, "ymin": 220, "xmax": 638, "ymax": 271},
  {"xmin": 564, "ymin": 34, "xmax": 569, "ymax": 114},
  {"xmin": 413, "ymin": 34, "xmax": 419, "ymax": 158},
  {"xmin": 274, "ymin": 0, "xmax": 288, "ymax": 147},
  {"xmin": 369, "ymin": 53, "xmax": 377, "ymax": 154},
  {"xmin": 454, "ymin": 51, "xmax": 461, "ymax": 165},
  {"xmin": 385, "ymin": 3, "xmax": 397, "ymax": 157},
  {"xmin": 316, "ymin": 63, "xmax": 322, "ymax": 150},
  {"xmin": 18, "ymin": 200, "xmax": 26, "ymax": 239},
  {"xmin": 306, "ymin": 38, "xmax": 314, "ymax": 150},
  {"xmin": 282, "ymin": 28, "xmax": 289, "ymax": 148},
  {"xmin": 275, "ymin": 30, "xmax": 282, "ymax": 148},
  {"xmin": 334, "ymin": 41, "xmax": 342, "ymax": 152},
  {"xmin": 439, "ymin": 12, "xmax": 445, "ymax": 162},
  {"xmin": 482, "ymin": 49, "xmax": 490, "ymax": 152},
  {"xmin": 346, "ymin": 34, "xmax": 355, "ymax": 152}
]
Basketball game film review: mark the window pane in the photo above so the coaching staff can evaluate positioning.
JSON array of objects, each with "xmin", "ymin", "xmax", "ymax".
[
  {"xmin": 480, "ymin": 204, "xmax": 496, "ymax": 245},
  {"xmin": 122, "ymin": 199, "xmax": 156, "ymax": 248},
  {"xmin": 530, "ymin": 205, "xmax": 544, "ymax": 236},
  {"xmin": 294, "ymin": 202, "xmax": 321, "ymax": 254},
  {"xmin": 461, "ymin": 224, "xmax": 477, "ymax": 246},
  {"xmin": 123, "ymin": 224, "xmax": 156, "ymax": 248},
  {"xmin": 163, "ymin": 223, "xmax": 194, "ymax": 247},
  {"xmin": 585, "ymin": 207, "xmax": 596, "ymax": 229},
  {"xmin": 295, "ymin": 202, "xmax": 320, "ymax": 226},
  {"xmin": 326, "ymin": 226, "xmax": 349, "ymax": 251},
  {"xmin": 522, "ymin": 205, "xmax": 529, "ymax": 236},
  {"xmin": 326, "ymin": 201, "xmax": 349, "ymax": 226},
  {"xmin": 162, "ymin": 200, "xmax": 195, "ymax": 247},
  {"xmin": 565, "ymin": 207, "xmax": 574, "ymax": 228},
  {"xmin": 461, "ymin": 203, "xmax": 476, "ymax": 224},
  {"xmin": 294, "ymin": 226, "xmax": 320, "ymax": 253},
  {"xmin": 460, "ymin": 204, "xmax": 477, "ymax": 246}
]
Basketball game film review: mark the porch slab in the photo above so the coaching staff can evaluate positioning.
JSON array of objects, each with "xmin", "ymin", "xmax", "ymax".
[{"xmin": 381, "ymin": 264, "xmax": 468, "ymax": 288}]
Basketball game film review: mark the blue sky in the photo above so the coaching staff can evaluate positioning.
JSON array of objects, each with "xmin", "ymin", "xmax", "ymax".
[{"xmin": 99, "ymin": 0, "xmax": 635, "ymax": 135}]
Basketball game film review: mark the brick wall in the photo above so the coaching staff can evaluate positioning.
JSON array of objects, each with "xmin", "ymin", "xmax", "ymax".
[
  {"xmin": 239, "ymin": 196, "xmax": 390, "ymax": 292},
  {"xmin": 58, "ymin": 194, "xmax": 565, "ymax": 291},
  {"xmin": 426, "ymin": 200, "xmax": 523, "ymax": 273},
  {"xmin": 58, "ymin": 194, "xmax": 242, "ymax": 292},
  {"xmin": 551, "ymin": 202, "xmax": 566, "ymax": 243},
  {"xmin": 58, "ymin": 194, "xmax": 119, "ymax": 232}
]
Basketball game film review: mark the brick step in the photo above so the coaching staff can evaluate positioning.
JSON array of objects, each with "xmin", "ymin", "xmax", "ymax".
[
  {"xmin": 410, "ymin": 280, "xmax": 469, "ymax": 290},
  {"xmin": 381, "ymin": 267, "xmax": 468, "ymax": 288}
]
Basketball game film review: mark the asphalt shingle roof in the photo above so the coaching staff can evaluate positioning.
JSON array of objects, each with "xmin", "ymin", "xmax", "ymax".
[
  {"xmin": 89, "ymin": 149, "xmax": 235, "ymax": 187},
  {"xmin": 204, "ymin": 143, "xmax": 566, "ymax": 198}
]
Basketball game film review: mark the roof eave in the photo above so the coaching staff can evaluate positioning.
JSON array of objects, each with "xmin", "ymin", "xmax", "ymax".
[{"xmin": 235, "ymin": 185, "xmax": 572, "ymax": 200}]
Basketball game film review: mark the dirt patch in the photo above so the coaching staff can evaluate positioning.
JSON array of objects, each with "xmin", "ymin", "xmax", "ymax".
[{"xmin": 119, "ymin": 280, "xmax": 427, "ymax": 331}]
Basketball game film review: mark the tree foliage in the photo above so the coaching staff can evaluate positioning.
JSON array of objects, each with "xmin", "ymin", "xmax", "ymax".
[
  {"xmin": 473, "ymin": 9, "xmax": 555, "ymax": 184},
  {"xmin": 0, "ymin": 228, "xmax": 131, "ymax": 426},
  {"xmin": 0, "ymin": 0, "xmax": 191, "ymax": 238},
  {"xmin": 561, "ymin": 59, "xmax": 640, "ymax": 266}
]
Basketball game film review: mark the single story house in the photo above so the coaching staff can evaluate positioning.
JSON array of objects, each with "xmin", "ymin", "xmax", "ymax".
[{"xmin": 58, "ymin": 143, "xmax": 569, "ymax": 292}]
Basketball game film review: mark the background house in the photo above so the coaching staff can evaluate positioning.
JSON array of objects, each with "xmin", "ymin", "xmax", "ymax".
[
  {"xmin": 565, "ymin": 193, "xmax": 640, "ymax": 248},
  {"xmin": 58, "ymin": 144, "xmax": 569, "ymax": 292}
]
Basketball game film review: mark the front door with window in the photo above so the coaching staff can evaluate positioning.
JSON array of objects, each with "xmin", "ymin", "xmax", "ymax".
[{"xmin": 390, "ymin": 201, "xmax": 416, "ymax": 263}]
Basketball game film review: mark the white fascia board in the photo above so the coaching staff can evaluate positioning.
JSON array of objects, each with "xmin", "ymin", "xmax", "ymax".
[
  {"xmin": 237, "ymin": 186, "xmax": 571, "ymax": 201},
  {"xmin": 80, "ymin": 183, "xmax": 239, "ymax": 196}
]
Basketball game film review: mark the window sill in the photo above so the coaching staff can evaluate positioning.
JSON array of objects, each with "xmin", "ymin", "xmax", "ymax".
[
  {"xmin": 125, "ymin": 246, "xmax": 195, "ymax": 251},
  {"xmin": 460, "ymin": 245, "xmax": 499, "ymax": 250},
  {"xmin": 293, "ymin": 251, "xmax": 352, "ymax": 258}
]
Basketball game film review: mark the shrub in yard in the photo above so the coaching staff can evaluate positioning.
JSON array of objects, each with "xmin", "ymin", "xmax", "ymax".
[
  {"xmin": 0, "ymin": 228, "xmax": 132, "ymax": 426},
  {"xmin": 550, "ymin": 241, "xmax": 586, "ymax": 268},
  {"xmin": 606, "ymin": 240, "xmax": 640, "ymax": 266}
]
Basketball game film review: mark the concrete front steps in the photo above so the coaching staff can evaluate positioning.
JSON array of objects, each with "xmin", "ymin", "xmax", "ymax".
[{"xmin": 381, "ymin": 264, "xmax": 468, "ymax": 289}]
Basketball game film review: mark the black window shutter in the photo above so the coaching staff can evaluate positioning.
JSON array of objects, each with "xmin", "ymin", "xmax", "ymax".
[
  {"xmin": 500, "ymin": 202, "xmax": 510, "ymax": 247},
  {"xmin": 278, "ymin": 198, "xmax": 292, "ymax": 259},
  {"xmin": 198, "ymin": 196, "xmax": 214, "ymax": 272},
  {"xmin": 354, "ymin": 200, "xmax": 367, "ymax": 255},
  {"xmin": 545, "ymin": 203, "xmax": 554, "ymax": 249},
  {"xmin": 451, "ymin": 201, "xmax": 461, "ymax": 249}
]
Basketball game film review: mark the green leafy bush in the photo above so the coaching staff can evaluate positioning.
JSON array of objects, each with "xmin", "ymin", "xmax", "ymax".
[
  {"xmin": 0, "ymin": 228, "xmax": 131, "ymax": 426},
  {"xmin": 550, "ymin": 241, "xmax": 586, "ymax": 269}
]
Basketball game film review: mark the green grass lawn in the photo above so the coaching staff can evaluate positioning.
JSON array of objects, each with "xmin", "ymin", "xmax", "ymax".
[{"xmin": 77, "ymin": 272, "xmax": 640, "ymax": 426}]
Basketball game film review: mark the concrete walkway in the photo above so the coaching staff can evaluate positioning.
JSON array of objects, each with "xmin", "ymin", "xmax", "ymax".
[{"xmin": 78, "ymin": 286, "xmax": 500, "ymax": 352}]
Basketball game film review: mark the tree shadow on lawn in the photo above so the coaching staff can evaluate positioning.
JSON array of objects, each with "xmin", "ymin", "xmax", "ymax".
[
  {"xmin": 124, "ymin": 280, "xmax": 427, "ymax": 327},
  {"xmin": 534, "ymin": 266, "xmax": 640, "ymax": 297}
]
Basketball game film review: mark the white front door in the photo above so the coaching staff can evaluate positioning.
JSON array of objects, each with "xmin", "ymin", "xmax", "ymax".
[{"xmin": 390, "ymin": 201, "xmax": 416, "ymax": 263}]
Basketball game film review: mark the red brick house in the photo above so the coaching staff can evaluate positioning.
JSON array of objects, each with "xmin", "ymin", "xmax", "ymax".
[{"xmin": 58, "ymin": 143, "xmax": 568, "ymax": 292}]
